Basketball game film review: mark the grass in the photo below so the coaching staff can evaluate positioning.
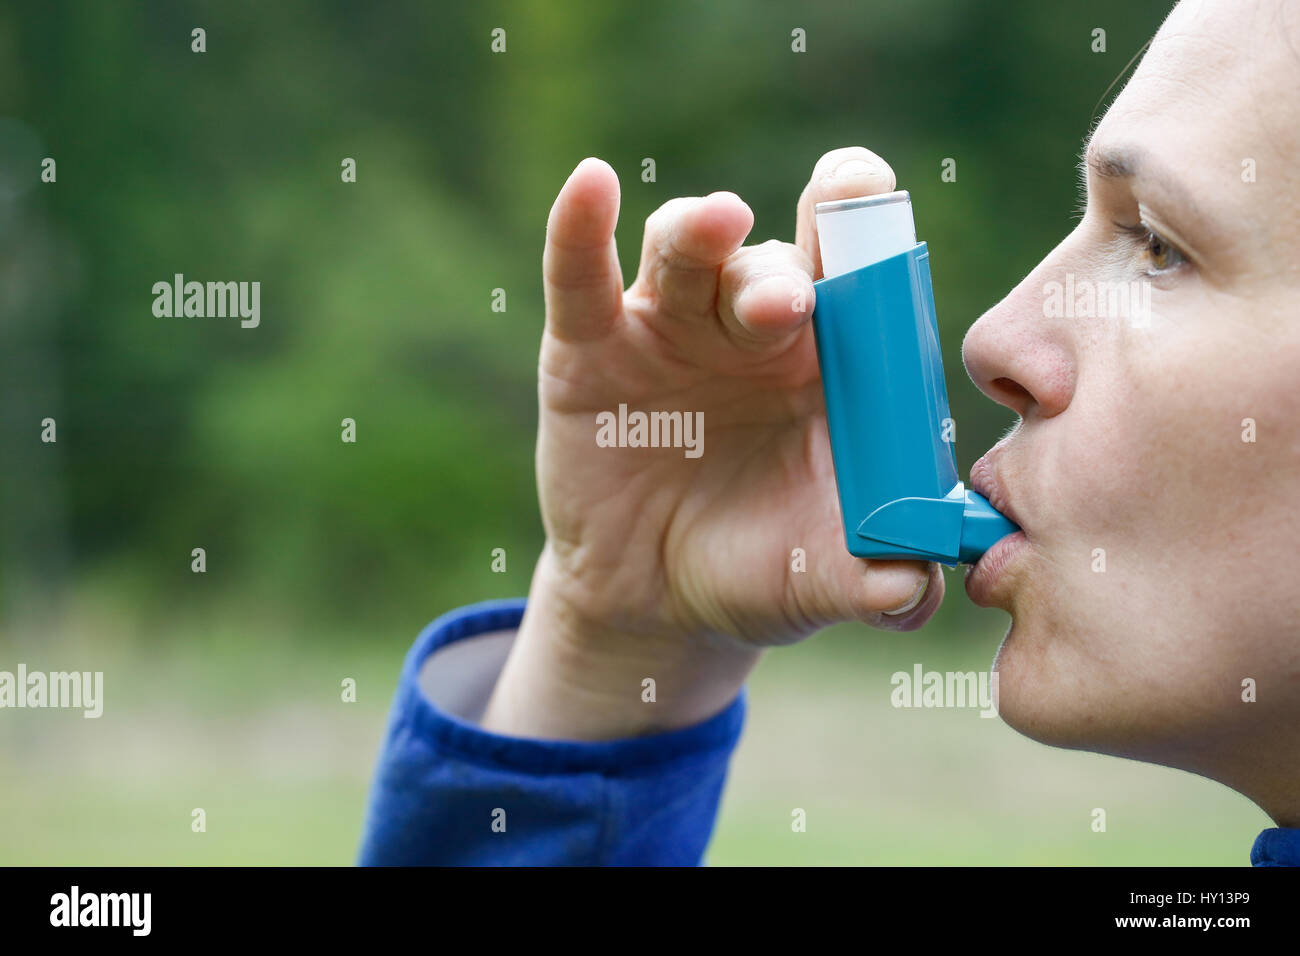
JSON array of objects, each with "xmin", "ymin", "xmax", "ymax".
[{"xmin": 0, "ymin": 593, "xmax": 1268, "ymax": 865}]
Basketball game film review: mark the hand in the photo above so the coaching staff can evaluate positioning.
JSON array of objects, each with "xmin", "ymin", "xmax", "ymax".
[{"xmin": 480, "ymin": 148, "xmax": 944, "ymax": 740}]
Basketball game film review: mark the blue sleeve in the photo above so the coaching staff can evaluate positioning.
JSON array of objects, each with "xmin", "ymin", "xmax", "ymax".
[
  {"xmin": 1251, "ymin": 827, "xmax": 1300, "ymax": 866},
  {"xmin": 357, "ymin": 598, "xmax": 747, "ymax": 866}
]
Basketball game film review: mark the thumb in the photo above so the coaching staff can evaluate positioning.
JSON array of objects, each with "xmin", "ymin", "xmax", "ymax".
[{"xmin": 795, "ymin": 552, "xmax": 940, "ymax": 631}]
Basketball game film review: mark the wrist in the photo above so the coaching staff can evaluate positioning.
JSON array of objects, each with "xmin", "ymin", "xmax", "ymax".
[{"xmin": 479, "ymin": 547, "xmax": 760, "ymax": 741}]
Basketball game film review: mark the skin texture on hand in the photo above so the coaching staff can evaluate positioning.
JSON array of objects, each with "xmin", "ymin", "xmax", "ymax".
[{"xmin": 478, "ymin": 148, "xmax": 944, "ymax": 741}]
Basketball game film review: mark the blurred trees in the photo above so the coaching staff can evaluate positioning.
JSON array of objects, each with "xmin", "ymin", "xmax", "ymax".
[{"xmin": 0, "ymin": 0, "xmax": 1170, "ymax": 638}]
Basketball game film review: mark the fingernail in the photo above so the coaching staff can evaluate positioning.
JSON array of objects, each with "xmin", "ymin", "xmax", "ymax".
[
  {"xmin": 883, "ymin": 576, "xmax": 929, "ymax": 616},
  {"xmin": 738, "ymin": 274, "xmax": 793, "ymax": 306},
  {"xmin": 833, "ymin": 158, "xmax": 877, "ymax": 181}
]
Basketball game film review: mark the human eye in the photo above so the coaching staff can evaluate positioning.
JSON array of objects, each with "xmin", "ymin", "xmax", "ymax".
[{"xmin": 1116, "ymin": 219, "xmax": 1188, "ymax": 277}]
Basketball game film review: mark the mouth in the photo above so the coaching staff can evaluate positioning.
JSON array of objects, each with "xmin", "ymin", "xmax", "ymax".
[{"xmin": 965, "ymin": 446, "xmax": 1029, "ymax": 607}]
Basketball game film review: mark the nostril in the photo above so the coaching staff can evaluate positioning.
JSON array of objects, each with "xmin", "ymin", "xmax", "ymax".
[{"xmin": 992, "ymin": 376, "xmax": 1033, "ymax": 407}]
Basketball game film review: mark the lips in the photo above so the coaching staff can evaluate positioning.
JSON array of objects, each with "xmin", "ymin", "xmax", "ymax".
[
  {"xmin": 968, "ymin": 442, "xmax": 1021, "ymax": 531},
  {"xmin": 965, "ymin": 443, "xmax": 1029, "ymax": 607}
]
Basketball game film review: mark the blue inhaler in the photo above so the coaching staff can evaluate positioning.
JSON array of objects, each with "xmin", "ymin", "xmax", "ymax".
[{"xmin": 811, "ymin": 191, "xmax": 1018, "ymax": 565}]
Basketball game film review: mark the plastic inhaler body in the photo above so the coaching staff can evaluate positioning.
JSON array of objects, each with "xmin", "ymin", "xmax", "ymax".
[{"xmin": 811, "ymin": 192, "xmax": 1018, "ymax": 565}]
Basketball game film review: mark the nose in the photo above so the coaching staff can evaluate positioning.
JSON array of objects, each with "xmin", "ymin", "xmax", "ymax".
[{"xmin": 961, "ymin": 258, "xmax": 1077, "ymax": 420}]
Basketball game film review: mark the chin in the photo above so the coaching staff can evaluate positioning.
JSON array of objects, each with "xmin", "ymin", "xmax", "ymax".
[
  {"xmin": 991, "ymin": 615, "xmax": 1215, "ymax": 769},
  {"xmin": 990, "ymin": 623, "xmax": 1064, "ymax": 745},
  {"xmin": 989, "ymin": 617, "xmax": 1124, "ymax": 753}
]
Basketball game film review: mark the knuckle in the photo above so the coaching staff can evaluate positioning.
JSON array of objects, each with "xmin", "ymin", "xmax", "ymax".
[{"xmin": 647, "ymin": 196, "xmax": 691, "ymax": 229}]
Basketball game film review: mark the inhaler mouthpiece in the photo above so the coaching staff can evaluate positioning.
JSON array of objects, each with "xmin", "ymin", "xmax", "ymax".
[{"xmin": 810, "ymin": 191, "xmax": 1019, "ymax": 565}]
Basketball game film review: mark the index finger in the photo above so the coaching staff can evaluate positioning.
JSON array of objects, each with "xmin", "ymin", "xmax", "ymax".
[
  {"xmin": 794, "ymin": 147, "xmax": 897, "ymax": 280},
  {"xmin": 543, "ymin": 157, "xmax": 625, "ymax": 342}
]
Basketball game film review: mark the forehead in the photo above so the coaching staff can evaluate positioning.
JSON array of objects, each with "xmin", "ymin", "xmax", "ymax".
[
  {"xmin": 1089, "ymin": 0, "xmax": 1300, "ymax": 240},
  {"xmin": 1098, "ymin": 0, "xmax": 1297, "ymax": 147}
]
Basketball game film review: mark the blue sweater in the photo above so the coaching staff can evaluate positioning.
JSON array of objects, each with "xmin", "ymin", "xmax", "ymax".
[{"xmin": 358, "ymin": 598, "xmax": 1299, "ymax": 867}]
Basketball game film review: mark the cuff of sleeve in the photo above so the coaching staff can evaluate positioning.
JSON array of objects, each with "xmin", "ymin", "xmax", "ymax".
[
  {"xmin": 394, "ymin": 597, "xmax": 747, "ymax": 777},
  {"xmin": 1251, "ymin": 827, "xmax": 1300, "ymax": 866}
]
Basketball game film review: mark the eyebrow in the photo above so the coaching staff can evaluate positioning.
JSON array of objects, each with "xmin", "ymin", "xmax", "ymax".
[
  {"xmin": 1078, "ymin": 135, "xmax": 1210, "ymax": 240},
  {"xmin": 1080, "ymin": 139, "xmax": 1142, "ymax": 184}
]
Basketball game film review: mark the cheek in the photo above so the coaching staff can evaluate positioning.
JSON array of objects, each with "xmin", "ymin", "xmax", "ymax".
[
  {"xmin": 996, "ymin": 296, "xmax": 1300, "ymax": 747},
  {"xmin": 1117, "ymin": 313, "xmax": 1300, "ymax": 583},
  {"xmin": 1038, "ymin": 306, "xmax": 1300, "ymax": 603},
  {"xmin": 1021, "ymin": 341, "xmax": 1169, "ymax": 585}
]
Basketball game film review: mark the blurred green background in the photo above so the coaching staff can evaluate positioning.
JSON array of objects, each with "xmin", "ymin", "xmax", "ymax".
[{"xmin": 0, "ymin": 0, "xmax": 1266, "ymax": 864}]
